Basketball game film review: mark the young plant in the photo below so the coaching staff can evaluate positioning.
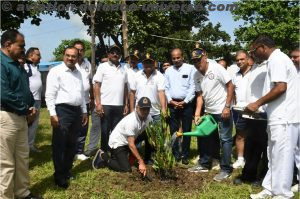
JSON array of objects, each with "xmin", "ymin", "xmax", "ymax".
[{"xmin": 146, "ymin": 114, "xmax": 176, "ymax": 180}]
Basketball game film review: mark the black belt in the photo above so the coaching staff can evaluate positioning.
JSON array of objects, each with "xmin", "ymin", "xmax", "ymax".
[
  {"xmin": 172, "ymin": 98, "xmax": 185, "ymax": 102},
  {"xmin": 56, "ymin": 103, "xmax": 81, "ymax": 110},
  {"xmin": 0, "ymin": 105, "xmax": 22, "ymax": 115}
]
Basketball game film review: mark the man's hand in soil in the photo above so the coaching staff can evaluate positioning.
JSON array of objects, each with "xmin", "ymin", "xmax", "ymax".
[{"xmin": 138, "ymin": 160, "xmax": 147, "ymax": 176}]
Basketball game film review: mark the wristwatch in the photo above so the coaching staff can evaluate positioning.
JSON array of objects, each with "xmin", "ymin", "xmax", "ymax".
[{"xmin": 225, "ymin": 104, "xmax": 231, "ymax": 108}]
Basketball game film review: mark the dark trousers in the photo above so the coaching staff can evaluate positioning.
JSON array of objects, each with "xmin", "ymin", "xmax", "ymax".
[
  {"xmin": 242, "ymin": 119, "xmax": 268, "ymax": 181},
  {"xmin": 76, "ymin": 103, "xmax": 90, "ymax": 154},
  {"xmin": 169, "ymin": 103, "xmax": 193, "ymax": 160},
  {"xmin": 52, "ymin": 104, "xmax": 81, "ymax": 181},
  {"xmin": 198, "ymin": 113, "xmax": 233, "ymax": 173},
  {"xmin": 107, "ymin": 146, "xmax": 131, "ymax": 172},
  {"xmin": 100, "ymin": 105, "xmax": 123, "ymax": 152}
]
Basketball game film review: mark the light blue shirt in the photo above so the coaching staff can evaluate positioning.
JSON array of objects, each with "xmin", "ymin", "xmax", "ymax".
[{"xmin": 164, "ymin": 63, "xmax": 196, "ymax": 103}]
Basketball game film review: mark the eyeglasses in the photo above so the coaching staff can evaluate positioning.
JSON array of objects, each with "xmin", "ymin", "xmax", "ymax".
[{"xmin": 249, "ymin": 45, "xmax": 262, "ymax": 54}]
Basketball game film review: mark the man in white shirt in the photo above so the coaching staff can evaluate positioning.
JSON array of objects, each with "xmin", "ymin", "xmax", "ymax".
[
  {"xmin": 93, "ymin": 45, "xmax": 129, "ymax": 153},
  {"xmin": 164, "ymin": 48, "xmax": 195, "ymax": 165},
  {"xmin": 248, "ymin": 35, "xmax": 298, "ymax": 199},
  {"xmin": 125, "ymin": 50, "xmax": 140, "ymax": 92},
  {"xmin": 92, "ymin": 97, "xmax": 152, "ymax": 176},
  {"xmin": 73, "ymin": 41, "xmax": 93, "ymax": 161},
  {"xmin": 231, "ymin": 50, "xmax": 253, "ymax": 169},
  {"xmin": 45, "ymin": 47, "xmax": 88, "ymax": 189},
  {"xmin": 24, "ymin": 47, "xmax": 42, "ymax": 153},
  {"xmin": 129, "ymin": 53, "xmax": 167, "ymax": 164},
  {"xmin": 232, "ymin": 51, "xmax": 268, "ymax": 185},
  {"xmin": 188, "ymin": 47, "xmax": 234, "ymax": 182}
]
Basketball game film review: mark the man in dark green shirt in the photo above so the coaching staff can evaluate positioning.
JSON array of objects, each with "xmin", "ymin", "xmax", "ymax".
[{"xmin": 0, "ymin": 30, "xmax": 41, "ymax": 199}]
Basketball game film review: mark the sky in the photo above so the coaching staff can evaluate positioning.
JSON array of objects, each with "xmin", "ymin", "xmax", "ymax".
[{"xmin": 19, "ymin": 1, "xmax": 243, "ymax": 62}]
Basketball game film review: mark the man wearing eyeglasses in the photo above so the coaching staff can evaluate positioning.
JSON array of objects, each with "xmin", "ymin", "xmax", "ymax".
[
  {"xmin": 73, "ymin": 40, "xmax": 93, "ymax": 161},
  {"xmin": 93, "ymin": 45, "xmax": 129, "ymax": 153},
  {"xmin": 188, "ymin": 47, "xmax": 234, "ymax": 182},
  {"xmin": 247, "ymin": 35, "xmax": 298, "ymax": 199}
]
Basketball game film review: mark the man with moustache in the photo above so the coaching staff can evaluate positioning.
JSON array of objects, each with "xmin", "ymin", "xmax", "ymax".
[
  {"xmin": 1, "ymin": 29, "xmax": 41, "ymax": 199},
  {"xmin": 45, "ymin": 47, "xmax": 88, "ymax": 188},
  {"xmin": 164, "ymin": 48, "xmax": 195, "ymax": 165},
  {"xmin": 24, "ymin": 47, "xmax": 43, "ymax": 153},
  {"xmin": 189, "ymin": 47, "xmax": 234, "ymax": 182},
  {"xmin": 93, "ymin": 45, "xmax": 129, "ymax": 153},
  {"xmin": 129, "ymin": 53, "xmax": 167, "ymax": 164}
]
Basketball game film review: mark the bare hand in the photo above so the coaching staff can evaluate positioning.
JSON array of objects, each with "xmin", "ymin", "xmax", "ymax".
[
  {"xmin": 176, "ymin": 101, "xmax": 185, "ymax": 109},
  {"xmin": 50, "ymin": 115, "xmax": 59, "ymax": 128},
  {"xmin": 138, "ymin": 161, "xmax": 147, "ymax": 176},
  {"xmin": 123, "ymin": 105, "xmax": 129, "ymax": 115},
  {"xmin": 245, "ymin": 102, "xmax": 260, "ymax": 113},
  {"xmin": 95, "ymin": 104, "xmax": 104, "ymax": 117},
  {"xmin": 27, "ymin": 107, "xmax": 37, "ymax": 125},
  {"xmin": 82, "ymin": 113, "xmax": 88, "ymax": 126},
  {"xmin": 194, "ymin": 115, "xmax": 202, "ymax": 125},
  {"xmin": 221, "ymin": 107, "xmax": 230, "ymax": 120}
]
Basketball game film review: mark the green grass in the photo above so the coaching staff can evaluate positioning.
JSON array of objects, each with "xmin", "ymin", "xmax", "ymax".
[{"xmin": 29, "ymin": 108, "xmax": 299, "ymax": 199}]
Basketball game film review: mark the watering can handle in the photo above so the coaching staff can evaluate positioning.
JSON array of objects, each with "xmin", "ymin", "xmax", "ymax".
[{"xmin": 209, "ymin": 115, "xmax": 217, "ymax": 124}]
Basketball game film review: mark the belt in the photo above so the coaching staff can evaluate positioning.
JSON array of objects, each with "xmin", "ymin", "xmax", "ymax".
[
  {"xmin": 0, "ymin": 106, "xmax": 22, "ymax": 115},
  {"xmin": 172, "ymin": 98, "xmax": 185, "ymax": 102},
  {"xmin": 56, "ymin": 103, "xmax": 81, "ymax": 110}
]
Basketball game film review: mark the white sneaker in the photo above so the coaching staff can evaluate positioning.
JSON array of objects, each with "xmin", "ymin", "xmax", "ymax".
[
  {"xmin": 233, "ymin": 158, "xmax": 245, "ymax": 169},
  {"xmin": 291, "ymin": 184, "xmax": 299, "ymax": 192},
  {"xmin": 75, "ymin": 154, "xmax": 89, "ymax": 161},
  {"xmin": 272, "ymin": 196, "xmax": 290, "ymax": 199},
  {"xmin": 250, "ymin": 189, "xmax": 273, "ymax": 199},
  {"xmin": 212, "ymin": 159, "xmax": 220, "ymax": 170}
]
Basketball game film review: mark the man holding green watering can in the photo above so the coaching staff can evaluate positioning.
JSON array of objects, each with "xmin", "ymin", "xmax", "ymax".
[{"xmin": 188, "ymin": 46, "xmax": 234, "ymax": 182}]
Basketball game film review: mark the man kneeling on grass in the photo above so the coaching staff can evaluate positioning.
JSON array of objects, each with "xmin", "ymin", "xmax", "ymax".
[{"xmin": 92, "ymin": 97, "xmax": 153, "ymax": 176}]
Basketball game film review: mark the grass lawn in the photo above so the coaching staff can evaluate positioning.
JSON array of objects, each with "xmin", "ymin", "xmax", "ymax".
[{"xmin": 29, "ymin": 108, "xmax": 299, "ymax": 199}]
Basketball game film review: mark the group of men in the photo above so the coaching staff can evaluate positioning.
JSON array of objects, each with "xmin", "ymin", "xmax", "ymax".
[{"xmin": 1, "ymin": 28, "xmax": 299, "ymax": 199}]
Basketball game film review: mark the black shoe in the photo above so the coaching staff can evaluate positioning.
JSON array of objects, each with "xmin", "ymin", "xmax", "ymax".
[
  {"xmin": 182, "ymin": 158, "xmax": 189, "ymax": 165},
  {"xmin": 175, "ymin": 157, "xmax": 181, "ymax": 163},
  {"xmin": 54, "ymin": 179, "xmax": 69, "ymax": 189},
  {"xmin": 144, "ymin": 159, "xmax": 154, "ymax": 165},
  {"xmin": 66, "ymin": 174, "xmax": 75, "ymax": 181},
  {"xmin": 23, "ymin": 193, "xmax": 43, "ymax": 199},
  {"xmin": 92, "ymin": 149, "xmax": 107, "ymax": 169}
]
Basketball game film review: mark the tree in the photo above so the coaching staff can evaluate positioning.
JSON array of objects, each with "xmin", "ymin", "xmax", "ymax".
[
  {"xmin": 52, "ymin": 38, "xmax": 91, "ymax": 61},
  {"xmin": 231, "ymin": 0, "xmax": 300, "ymax": 52}
]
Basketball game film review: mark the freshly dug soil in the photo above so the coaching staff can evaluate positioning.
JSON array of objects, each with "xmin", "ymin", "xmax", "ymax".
[{"xmin": 121, "ymin": 165, "xmax": 218, "ymax": 193}]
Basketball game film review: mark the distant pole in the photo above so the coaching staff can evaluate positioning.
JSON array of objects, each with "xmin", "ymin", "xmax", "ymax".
[{"xmin": 121, "ymin": 0, "xmax": 129, "ymax": 58}]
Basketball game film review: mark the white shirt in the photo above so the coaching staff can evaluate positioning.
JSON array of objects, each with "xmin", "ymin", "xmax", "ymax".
[
  {"xmin": 24, "ymin": 63, "xmax": 42, "ymax": 100},
  {"xmin": 93, "ymin": 61, "xmax": 128, "ymax": 106},
  {"xmin": 125, "ymin": 64, "xmax": 140, "ymax": 92},
  {"xmin": 109, "ymin": 111, "xmax": 152, "ymax": 149},
  {"xmin": 232, "ymin": 68, "xmax": 251, "ymax": 104},
  {"xmin": 76, "ymin": 58, "xmax": 92, "ymax": 103},
  {"xmin": 263, "ymin": 49, "xmax": 299, "ymax": 125},
  {"xmin": 227, "ymin": 64, "xmax": 240, "ymax": 79},
  {"xmin": 131, "ymin": 70, "xmax": 165, "ymax": 116},
  {"xmin": 246, "ymin": 61, "xmax": 267, "ymax": 103},
  {"xmin": 45, "ymin": 62, "xmax": 87, "ymax": 116},
  {"xmin": 194, "ymin": 62, "xmax": 231, "ymax": 114}
]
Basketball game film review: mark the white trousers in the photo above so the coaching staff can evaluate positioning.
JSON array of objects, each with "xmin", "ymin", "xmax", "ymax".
[
  {"xmin": 262, "ymin": 124, "xmax": 294, "ymax": 198},
  {"xmin": 290, "ymin": 123, "xmax": 300, "ymax": 181}
]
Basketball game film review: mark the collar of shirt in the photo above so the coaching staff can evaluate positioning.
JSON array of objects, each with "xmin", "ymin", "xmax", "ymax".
[
  {"xmin": 237, "ymin": 66, "xmax": 251, "ymax": 76},
  {"xmin": 108, "ymin": 60, "xmax": 121, "ymax": 68},
  {"xmin": 141, "ymin": 70, "xmax": 156, "ymax": 79},
  {"xmin": 62, "ymin": 62, "xmax": 78, "ymax": 73},
  {"xmin": 134, "ymin": 111, "xmax": 145, "ymax": 126},
  {"xmin": 0, "ymin": 50, "xmax": 18, "ymax": 64}
]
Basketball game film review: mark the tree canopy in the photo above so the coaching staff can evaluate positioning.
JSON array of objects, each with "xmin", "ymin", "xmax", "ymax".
[
  {"xmin": 52, "ymin": 38, "xmax": 91, "ymax": 61},
  {"xmin": 231, "ymin": 0, "xmax": 300, "ymax": 52}
]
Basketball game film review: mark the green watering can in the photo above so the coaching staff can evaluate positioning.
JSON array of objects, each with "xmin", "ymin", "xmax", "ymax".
[{"xmin": 176, "ymin": 114, "xmax": 218, "ymax": 137}]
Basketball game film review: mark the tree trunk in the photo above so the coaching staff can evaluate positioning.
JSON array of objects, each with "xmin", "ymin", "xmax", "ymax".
[
  {"xmin": 90, "ymin": 3, "xmax": 97, "ymax": 76},
  {"xmin": 121, "ymin": 0, "xmax": 129, "ymax": 58}
]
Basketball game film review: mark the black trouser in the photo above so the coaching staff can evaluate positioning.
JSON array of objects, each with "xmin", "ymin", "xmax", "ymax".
[
  {"xmin": 241, "ymin": 119, "xmax": 268, "ymax": 181},
  {"xmin": 76, "ymin": 103, "xmax": 90, "ymax": 154},
  {"xmin": 107, "ymin": 146, "xmax": 131, "ymax": 172},
  {"xmin": 169, "ymin": 102, "xmax": 193, "ymax": 160},
  {"xmin": 52, "ymin": 104, "xmax": 81, "ymax": 182},
  {"xmin": 100, "ymin": 105, "xmax": 124, "ymax": 152}
]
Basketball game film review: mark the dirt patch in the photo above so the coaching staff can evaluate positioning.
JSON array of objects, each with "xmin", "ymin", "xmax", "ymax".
[{"xmin": 120, "ymin": 165, "xmax": 218, "ymax": 193}]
